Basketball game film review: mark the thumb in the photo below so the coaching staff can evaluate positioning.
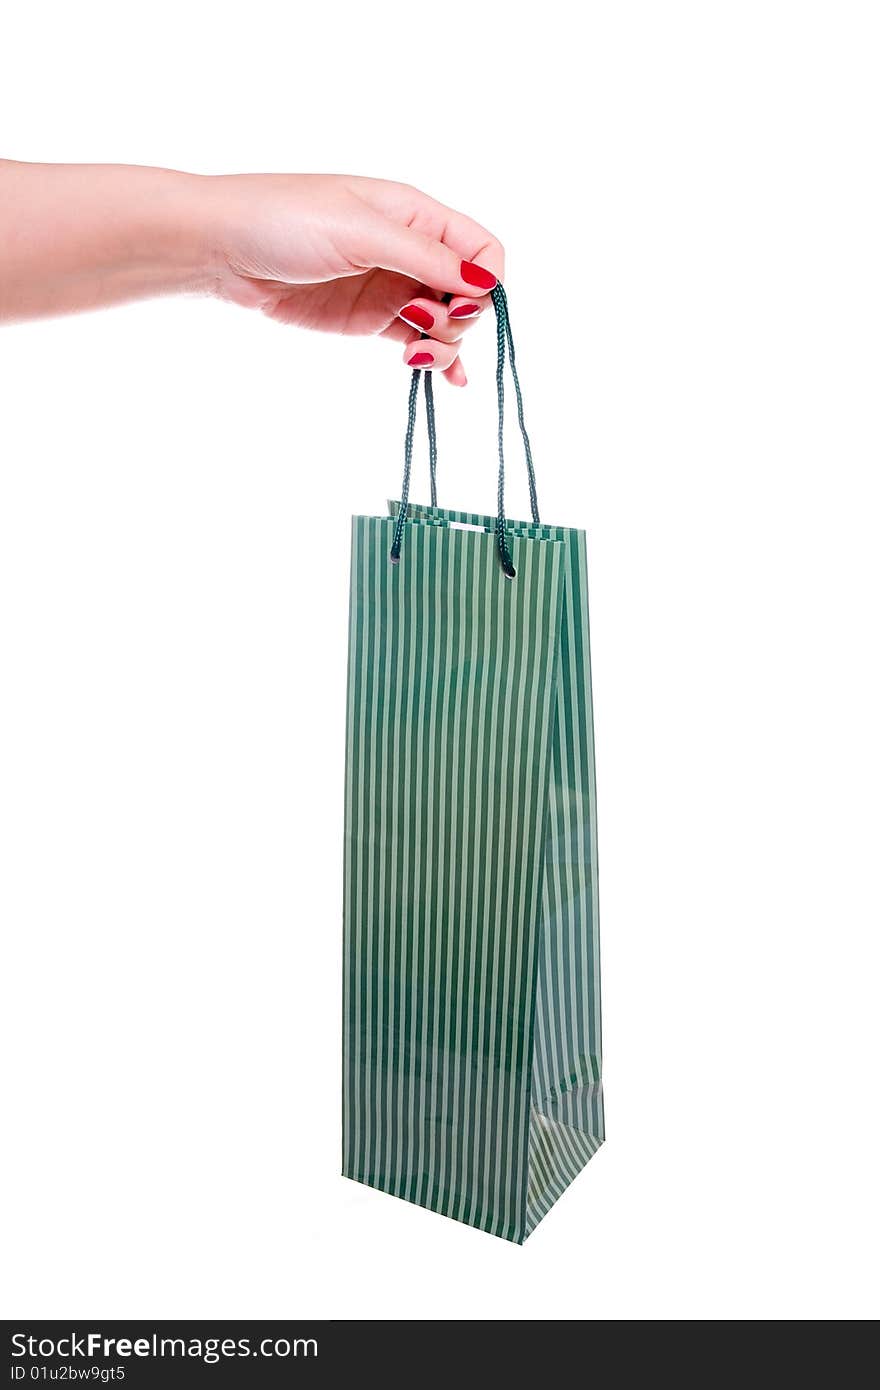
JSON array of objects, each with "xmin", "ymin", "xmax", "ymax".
[{"xmin": 352, "ymin": 210, "xmax": 499, "ymax": 298}]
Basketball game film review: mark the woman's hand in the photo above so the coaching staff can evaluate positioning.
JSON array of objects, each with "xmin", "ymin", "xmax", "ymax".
[
  {"xmin": 0, "ymin": 163, "xmax": 503, "ymax": 386},
  {"xmin": 207, "ymin": 173, "xmax": 504, "ymax": 387}
]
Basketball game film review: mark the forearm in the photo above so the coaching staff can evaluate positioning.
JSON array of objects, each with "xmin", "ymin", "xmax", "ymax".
[{"xmin": 0, "ymin": 160, "xmax": 217, "ymax": 322}]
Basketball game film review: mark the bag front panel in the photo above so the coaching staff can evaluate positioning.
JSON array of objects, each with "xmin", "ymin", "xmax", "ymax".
[{"xmin": 343, "ymin": 515, "xmax": 565, "ymax": 1242}]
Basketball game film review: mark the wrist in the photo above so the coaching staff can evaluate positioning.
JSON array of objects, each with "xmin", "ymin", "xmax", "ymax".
[{"xmin": 136, "ymin": 167, "xmax": 223, "ymax": 299}]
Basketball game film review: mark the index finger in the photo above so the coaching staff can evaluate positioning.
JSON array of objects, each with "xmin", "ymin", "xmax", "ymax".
[{"xmin": 352, "ymin": 178, "xmax": 505, "ymax": 284}]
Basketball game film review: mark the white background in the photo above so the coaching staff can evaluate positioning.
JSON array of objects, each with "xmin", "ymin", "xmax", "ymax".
[{"xmin": 1, "ymin": 1, "xmax": 878, "ymax": 1321}]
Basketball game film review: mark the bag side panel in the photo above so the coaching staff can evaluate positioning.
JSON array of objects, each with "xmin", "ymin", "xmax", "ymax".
[{"xmin": 525, "ymin": 526, "xmax": 604, "ymax": 1238}]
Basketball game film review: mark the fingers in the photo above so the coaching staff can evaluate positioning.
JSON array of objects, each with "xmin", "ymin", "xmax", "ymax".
[
  {"xmin": 352, "ymin": 178, "xmax": 505, "ymax": 285},
  {"xmin": 379, "ymin": 319, "xmax": 468, "ymax": 386},
  {"xmin": 402, "ymin": 330, "xmax": 461, "ymax": 374},
  {"xmin": 446, "ymin": 295, "xmax": 485, "ymax": 321},
  {"xmin": 418, "ymin": 206, "xmax": 504, "ymax": 287},
  {"xmin": 348, "ymin": 180, "xmax": 502, "ymax": 387},
  {"xmin": 353, "ymin": 206, "xmax": 499, "ymax": 301},
  {"xmin": 398, "ymin": 286, "xmax": 485, "ymax": 386},
  {"xmin": 397, "ymin": 294, "xmax": 486, "ymax": 344},
  {"xmin": 395, "ymin": 290, "xmax": 489, "ymax": 387},
  {"xmin": 443, "ymin": 357, "xmax": 468, "ymax": 388}
]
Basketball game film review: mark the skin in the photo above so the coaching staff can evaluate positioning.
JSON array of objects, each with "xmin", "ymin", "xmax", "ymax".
[{"xmin": 0, "ymin": 162, "xmax": 505, "ymax": 386}]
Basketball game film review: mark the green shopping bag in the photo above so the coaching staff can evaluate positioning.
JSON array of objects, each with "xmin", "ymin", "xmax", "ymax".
[{"xmin": 342, "ymin": 287, "xmax": 603, "ymax": 1243}]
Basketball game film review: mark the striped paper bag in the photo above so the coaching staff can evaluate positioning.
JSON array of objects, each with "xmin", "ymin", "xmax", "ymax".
[{"xmin": 342, "ymin": 287, "xmax": 604, "ymax": 1243}]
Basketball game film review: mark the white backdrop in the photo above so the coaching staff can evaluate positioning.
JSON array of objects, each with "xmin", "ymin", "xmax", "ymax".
[{"xmin": 1, "ymin": 2, "xmax": 878, "ymax": 1320}]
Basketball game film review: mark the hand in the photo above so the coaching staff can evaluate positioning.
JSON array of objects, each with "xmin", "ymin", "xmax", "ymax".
[
  {"xmin": 207, "ymin": 173, "xmax": 504, "ymax": 386},
  {"xmin": 0, "ymin": 163, "xmax": 502, "ymax": 388}
]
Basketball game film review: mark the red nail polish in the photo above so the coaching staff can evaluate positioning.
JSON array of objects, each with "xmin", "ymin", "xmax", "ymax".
[
  {"xmin": 460, "ymin": 261, "xmax": 497, "ymax": 290},
  {"xmin": 399, "ymin": 304, "xmax": 434, "ymax": 331},
  {"xmin": 408, "ymin": 352, "xmax": 434, "ymax": 367},
  {"xmin": 449, "ymin": 303, "xmax": 481, "ymax": 319}
]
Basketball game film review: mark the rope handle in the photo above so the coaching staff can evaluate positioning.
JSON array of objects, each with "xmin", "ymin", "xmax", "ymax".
[{"xmin": 390, "ymin": 284, "xmax": 540, "ymax": 577}]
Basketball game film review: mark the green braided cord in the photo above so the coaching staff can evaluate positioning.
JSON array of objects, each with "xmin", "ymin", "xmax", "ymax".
[
  {"xmin": 491, "ymin": 286, "xmax": 516, "ymax": 578},
  {"xmin": 425, "ymin": 369, "xmax": 438, "ymax": 508},
  {"xmin": 390, "ymin": 287, "xmax": 537, "ymax": 577},
  {"xmin": 389, "ymin": 368, "xmax": 421, "ymax": 563},
  {"xmin": 421, "ymin": 300, "xmax": 449, "ymax": 511},
  {"xmin": 500, "ymin": 289, "xmax": 540, "ymax": 524}
]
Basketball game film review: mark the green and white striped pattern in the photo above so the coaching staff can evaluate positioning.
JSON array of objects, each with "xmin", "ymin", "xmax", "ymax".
[{"xmin": 342, "ymin": 502, "xmax": 603, "ymax": 1243}]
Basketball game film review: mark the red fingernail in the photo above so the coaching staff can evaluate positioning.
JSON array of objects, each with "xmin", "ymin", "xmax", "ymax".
[
  {"xmin": 399, "ymin": 304, "xmax": 434, "ymax": 331},
  {"xmin": 449, "ymin": 303, "xmax": 481, "ymax": 319},
  {"xmin": 408, "ymin": 352, "xmax": 434, "ymax": 367},
  {"xmin": 460, "ymin": 261, "xmax": 497, "ymax": 290}
]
